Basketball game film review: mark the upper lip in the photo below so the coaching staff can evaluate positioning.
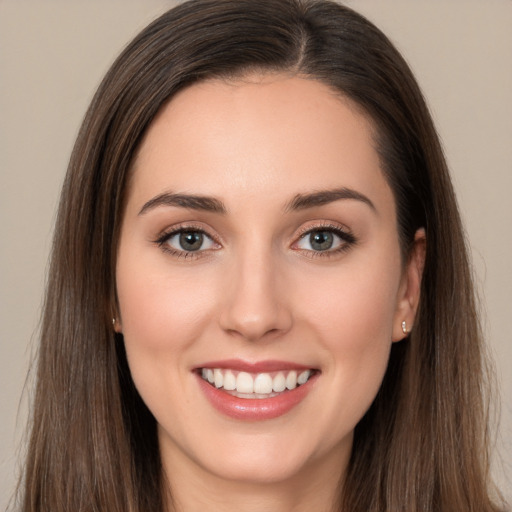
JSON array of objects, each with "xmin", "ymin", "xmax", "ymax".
[{"xmin": 195, "ymin": 359, "xmax": 315, "ymax": 373}]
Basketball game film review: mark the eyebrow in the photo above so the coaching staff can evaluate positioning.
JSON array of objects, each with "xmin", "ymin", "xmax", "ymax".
[
  {"xmin": 138, "ymin": 192, "xmax": 227, "ymax": 215},
  {"xmin": 138, "ymin": 187, "xmax": 375, "ymax": 216},
  {"xmin": 285, "ymin": 187, "xmax": 376, "ymax": 213}
]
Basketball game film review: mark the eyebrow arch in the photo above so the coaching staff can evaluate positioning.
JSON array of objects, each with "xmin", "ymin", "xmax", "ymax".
[
  {"xmin": 138, "ymin": 192, "xmax": 227, "ymax": 215},
  {"xmin": 285, "ymin": 187, "xmax": 376, "ymax": 213}
]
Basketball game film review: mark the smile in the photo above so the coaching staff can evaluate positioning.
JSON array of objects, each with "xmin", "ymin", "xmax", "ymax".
[
  {"xmin": 195, "ymin": 361, "xmax": 319, "ymax": 420},
  {"xmin": 200, "ymin": 368, "xmax": 314, "ymax": 398}
]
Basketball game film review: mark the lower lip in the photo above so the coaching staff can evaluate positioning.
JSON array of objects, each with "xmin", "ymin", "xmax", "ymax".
[{"xmin": 196, "ymin": 373, "xmax": 318, "ymax": 421}]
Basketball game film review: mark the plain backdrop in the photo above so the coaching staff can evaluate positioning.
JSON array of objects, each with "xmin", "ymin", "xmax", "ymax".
[{"xmin": 1, "ymin": 0, "xmax": 511, "ymax": 508}]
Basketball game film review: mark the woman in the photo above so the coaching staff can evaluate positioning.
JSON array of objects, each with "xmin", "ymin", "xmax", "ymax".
[{"xmin": 16, "ymin": 0, "xmax": 507, "ymax": 510}]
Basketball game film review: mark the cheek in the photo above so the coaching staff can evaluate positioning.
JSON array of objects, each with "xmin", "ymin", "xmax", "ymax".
[
  {"xmin": 291, "ymin": 252, "xmax": 401, "ymax": 426},
  {"xmin": 115, "ymin": 256, "xmax": 222, "ymax": 431},
  {"xmin": 116, "ymin": 259, "xmax": 216, "ymax": 350},
  {"xmin": 115, "ymin": 249, "xmax": 223, "ymax": 408},
  {"xmin": 294, "ymin": 252, "xmax": 401, "ymax": 346},
  {"xmin": 304, "ymin": 272, "xmax": 396, "ymax": 380}
]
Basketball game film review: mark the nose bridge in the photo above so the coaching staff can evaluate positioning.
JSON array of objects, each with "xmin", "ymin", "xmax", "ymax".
[{"xmin": 219, "ymin": 236, "xmax": 291, "ymax": 341}]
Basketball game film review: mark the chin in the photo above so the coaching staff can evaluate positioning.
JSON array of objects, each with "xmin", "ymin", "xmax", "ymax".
[
  {"xmin": 188, "ymin": 427, "xmax": 347, "ymax": 486},
  {"xmin": 202, "ymin": 452, "xmax": 312, "ymax": 485}
]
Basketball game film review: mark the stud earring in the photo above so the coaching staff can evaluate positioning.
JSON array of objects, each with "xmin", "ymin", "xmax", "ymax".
[{"xmin": 401, "ymin": 321, "xmax": 408, "ymax": 335}]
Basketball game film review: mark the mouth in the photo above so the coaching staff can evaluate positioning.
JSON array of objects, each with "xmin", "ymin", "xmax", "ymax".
[
  {"xmin": 198, "ymin": 367, "xmax": 316, "ymax": 399},
  {"xmin": 194, "ymin": 361, "xmax": 319, "ymax": 420}
]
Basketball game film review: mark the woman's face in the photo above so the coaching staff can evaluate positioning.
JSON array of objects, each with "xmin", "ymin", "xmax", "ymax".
[{"xmin": 116, "ymin": 74, "xmax": 422, "ymax": 486}]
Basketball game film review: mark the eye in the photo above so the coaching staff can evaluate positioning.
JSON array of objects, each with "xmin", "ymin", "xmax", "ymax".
[
  {"xmin": 158, "ymin": 228, "xmax": 218, "ymax": 255},
  {"xmin": 295, "ymin": 226, "xmax": 355, "ymax": 253}
]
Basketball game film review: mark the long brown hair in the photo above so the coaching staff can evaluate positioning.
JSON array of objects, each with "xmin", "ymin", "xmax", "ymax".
[{"xmin": 17, "ymin": 1, "xmax": 506, "ymax": 510}]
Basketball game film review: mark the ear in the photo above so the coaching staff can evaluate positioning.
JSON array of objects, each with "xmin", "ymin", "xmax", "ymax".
[
  {"xmin": 113, "ymin": 317, "xmax": 123, "ymax": 333},
  {"xmin": 110, "ymin": 291, "xmax": 122, "ymax": 333},
  {"xmin": 392, "ymin": 228, "xmax": 426, "ymax": 342},
  {"xmin": 111, "ymin": 304, "xmax": 122, "ymax": 333}
]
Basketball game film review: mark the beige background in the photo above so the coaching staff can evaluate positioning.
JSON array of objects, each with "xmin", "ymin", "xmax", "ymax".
[{"xmin": 1, "ymin": 0, "xmax": 510, "ymax": 507}]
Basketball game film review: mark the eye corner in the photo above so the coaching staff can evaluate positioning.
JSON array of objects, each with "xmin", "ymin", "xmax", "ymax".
[
  {"xmin": 291, "ymin": 222, "xmax": 357, "ymax": 257},
  {"xmin": 153, "ymin": 223, "xmax": 222, "ymax": 259}
]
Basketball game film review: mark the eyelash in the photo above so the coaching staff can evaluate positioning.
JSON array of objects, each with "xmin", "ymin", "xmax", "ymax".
[
  {"xmin": 294, "ymin": 223, "xmax": 357, "ymax": 258},
  {"xmin": 154, "ymin": 222, "xmax": 357, "ymax": 259},
  {"xmin": 154, "ymin": 223, "xmax": 220, "ymax": 259}
]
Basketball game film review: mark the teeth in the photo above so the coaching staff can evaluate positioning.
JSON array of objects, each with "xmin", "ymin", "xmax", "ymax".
[
  {"xmin": 254, "ymin": 373, "xmax": 273, "ymax": 394},
  {"xmin": 214, "ymin": 369, "xmax": 223, "ymax": 388},
  {"xmin": 236, "ymin": 372, "xmax": 254, "ymax": 393},
  {"xmin": 297, "ymin": 370, "xmax": 311, "ymax": 385},
  {"xmin": 200, "ymin": 368, "xmax": 314, "ymax": 395},
  {"xmin": 273, "ymin": 372, "xmax": 286, "ymax": 392},
  {"xmin": 286, "ymin": 371, "xmax": 297, "ymax": 390},
  {"xmin": 223, "ymin": 370, "xmax": 236, "ymax": 391}
]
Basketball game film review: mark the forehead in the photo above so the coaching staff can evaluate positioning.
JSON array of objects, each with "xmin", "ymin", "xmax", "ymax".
[{"xmin": 128, "ymin": 73, "xmax": 392, "ymax": 214}]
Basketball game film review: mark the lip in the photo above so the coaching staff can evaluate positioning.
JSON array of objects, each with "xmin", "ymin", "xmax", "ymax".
[
  {"xmin": 194, "ymin": 359, "xmax": 319, "ymax": 421},
  {"xmin": 196, "ymin": 359, "xmax": 313, "ymax": 373}
]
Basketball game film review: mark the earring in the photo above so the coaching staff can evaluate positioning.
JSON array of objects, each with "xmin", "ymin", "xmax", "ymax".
[
  {"xmin": 401, "ymin": 321, "xmax": 408, "ymax": 335},
  {"xmin": 112, "ymin": 318, "xmax": 116, "ymax": 326}
]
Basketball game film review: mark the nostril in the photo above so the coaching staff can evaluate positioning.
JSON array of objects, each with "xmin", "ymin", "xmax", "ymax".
[
  {"xmin": 219, "ymin": 301, "xmax": 293, "ymax": 342},
  {"xmin": 218, "ymin": 260, "xmax": 294, "ymax": 341}
]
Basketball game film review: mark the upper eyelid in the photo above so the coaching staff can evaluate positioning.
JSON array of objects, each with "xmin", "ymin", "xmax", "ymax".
[
  {"xmin": 292, "ymin": 222, "xmax": 357, "ymax": 249},
  {"xmin": 295, "ymin": 221, "xmax": 352, "ymax": 238},
  {"xmin": 155, "ymin": 226, "xmax": 220, "ymax": 258},
  {"xmin": 154, "ymin": 220, "xmax": 354, "ymax": 248},
  {"xmin": 156, "ymin": 222, "xmax": 220, "ymax": 243}
]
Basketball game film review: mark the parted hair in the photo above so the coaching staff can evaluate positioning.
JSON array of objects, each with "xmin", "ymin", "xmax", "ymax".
[{"xmin": 17, "ymin": 1, "xmax": 505, "ymax": 511}]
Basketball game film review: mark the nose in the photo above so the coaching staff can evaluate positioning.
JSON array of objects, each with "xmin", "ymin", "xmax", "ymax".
[{"xmin": 219, "ymin": 247, "xmax": 293, "ymax": 342}]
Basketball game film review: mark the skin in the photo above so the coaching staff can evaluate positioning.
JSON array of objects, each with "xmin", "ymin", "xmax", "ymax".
[{"xmin": 115, "ymin": 73, "xmax": 425, "ymax": 512}]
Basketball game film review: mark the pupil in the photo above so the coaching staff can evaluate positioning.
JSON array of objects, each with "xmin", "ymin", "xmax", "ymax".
[
  {"xmin": 179, "ymin": 232, "xmax": 203, "ymax": 251},
  {"xmin": 310, "ymin": 231, "xmax": 333, "ymax": 251}
]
